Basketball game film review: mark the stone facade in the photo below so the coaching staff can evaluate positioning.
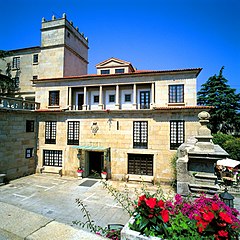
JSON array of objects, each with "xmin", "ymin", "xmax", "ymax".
[
  {"xmin": 0, "ymin": 14, "xmax": 88, "ymax": 100},
  {"xmin": 0, "ymin": 108, "xmax": 38, "ymax": 180},
  {"xmin": 0, "ymin": 15, "xmax": 211, "ymax": 183}
]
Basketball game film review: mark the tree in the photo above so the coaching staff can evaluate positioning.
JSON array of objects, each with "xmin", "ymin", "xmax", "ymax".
[
  {"xmin": 0, "ymin": 50, "xmax": 14, "ymax": 95},
  {"xmin": 197, "ymin": 67, "xmax": 240, "ymax": 134}
]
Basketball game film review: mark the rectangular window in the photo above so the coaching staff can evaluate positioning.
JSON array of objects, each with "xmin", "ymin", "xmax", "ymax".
[
  {"xmin": 12, "ymin": 57, "xmax": 20, "ymax": 69},
  {"xmin": 125, "ymin": 94, "xmax": 131, "ymax": 102},
  {"xmin": 93, "ymin": 95, "xmax": 99, "ymax": 103},
  {"xmin": 43, "ymin": 150, "xmax": 62, "ymax": 167},
  {"xmin": 170, "ymin": 120, "xmax": 185, "ymax": 150},
  {"xmin": 33, "ymin": 54, "xmax": 38, "ymax": 64},
  {"xmin": 33, "ymin": 75, "xmax": 38, "ymax": 80},
  {"xmin": 26, "ymin": 120, "xmax": 34, "ymax": 132},
  {"xmin": 115, "ymin": 68, "xmax": 124, "ymax": 74},
  {"xmin": 25, "ymin": 148, "xmax": 33, "ymax": 158},
  {"xmin": 169, "ymin": 84, "xmax": 184, "ymax": 103},
  {"xmin": 49, "ymin": 91, "xmax": 59, "ymax": 106},
  {"xmin": 67, "ymin": 121, "xmax": 80, "ymax": 145},
  {"xmin": 140, "ymin": 91, "xmax": 150, "ymax": 109},
  {"xmin": 133, "ymin": 121, "xmax": 148, "ymax": 149},
  {"xmin": 109, "ymin": 94, "xmax": 115, "ymax": 103},
  {"xmin": 45, "ymin": 121, "xmax": 57, "ymax": 144},
  {"xmin": 13, "ymin": 77, "xmax": 19, "ymax": 88},
  {"xmin": 128, "ymin": 154, "xmax": 153, "ymax": 176},
  {"xmin": 101, "ymin": 69, "xmax": 110, "ymax": 75}
]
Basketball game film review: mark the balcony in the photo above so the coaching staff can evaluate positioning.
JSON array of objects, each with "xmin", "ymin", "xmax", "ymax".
[{"xmin": 0, "ymin": 96, "xmax": 40, "ymax": 110}]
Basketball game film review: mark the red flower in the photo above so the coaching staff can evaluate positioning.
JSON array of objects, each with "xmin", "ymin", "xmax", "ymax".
[
  {"xmin": 218, "ymin": 230, "xmax": 228, "ymax": 238},
  {"xmin": 212, "ymin": 203, "xmax": 219, "ymax": 211},
  {"xmin": 203, "ymin": 211, "xmax": 215, "ymax": 222},
  {"xmin": 219, "ymin": 212, "xmax": 233, "ymax": 224},
  {"xmin": 161, "ymin": 209, "xmax": 169, "ymax": 223},
  {"xmin": 196, "ymin": 220, "xmax": 209, "ymax": 233},
  {"xmin": 145, "ymin": 197, "xmax": 157, "ymax": 209},
  {"xmin": 138, "ymin": 195, "xmax": 146, "ymax": 206},
  {"xmin": 157, "ymin": 200, "xmax": 165, "ymax": 208}
]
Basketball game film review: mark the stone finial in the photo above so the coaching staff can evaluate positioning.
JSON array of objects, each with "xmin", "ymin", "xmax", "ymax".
[
  {"xmin": 70, "ymin": 21, "xmax": 73, "ymax": 25},
  {"xmin": 195, "ymin": 111, "xmax": 214, "ymax": 151},
  {"xmin": 52, "ymin": 15, "xmax": 56, "ymax": 20},
  {"xmin": 62, "ymin": 13, "xmax": 66, "ymax": 18},
  {"xmin": 76, "ymin": 27, "xmax": 79, "ymax": 31},
  {"xmin": 85, "ymin": 37, "xmax": 88, "ymax": 41},
  {"xmin": 198, "ymin": 111, "xmax": 211, "ymax": 136},
  {"xmin": 42, "ymin": 17, "xmax": 46, "ymax": 22}
]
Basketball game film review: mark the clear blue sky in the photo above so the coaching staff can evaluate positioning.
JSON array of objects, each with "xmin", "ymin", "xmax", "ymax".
[{"xmin": 0, "ymin": 0, "xmax": 239, "ymax": 91}]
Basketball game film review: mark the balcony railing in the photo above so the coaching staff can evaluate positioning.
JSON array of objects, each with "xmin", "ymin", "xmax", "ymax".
[{"xmin": 0, "ymin": 96, "xmax": 40, "ymax": 110}]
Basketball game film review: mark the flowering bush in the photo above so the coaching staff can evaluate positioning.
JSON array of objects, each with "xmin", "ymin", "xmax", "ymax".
[{"xmin": 130, "ymin": 193, "xmax": 240, "ymax": 239}]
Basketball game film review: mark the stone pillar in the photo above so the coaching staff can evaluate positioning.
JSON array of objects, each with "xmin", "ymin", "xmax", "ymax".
[
  {"xmin": 98, "ymin": 85, "xmax": 103, "ymax": 110},
  {"xmin": 115, "ymin": 85, "xmax": 120, "ymax": 109},
  {"xmin": 195, "ymin": 111, "xmax": 214, "ymax": 151},
  {"xmin": 82, "ymin": 86, "xmax": 87, "ymax": 110},
  {"xmin": 132, "ymin": 84, "xmax": 137, "ymax": 109},
  {"xmin": 68, "ymin": 87, "xmax": 72, "ymax": 110},
  {"xmin": 150, "ymin": 82, "xmax": 155, "ymax": 109}
]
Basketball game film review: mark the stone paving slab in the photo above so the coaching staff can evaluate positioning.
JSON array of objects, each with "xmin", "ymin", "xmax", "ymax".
[
  {"xmin": 0, "ymin": 202, "xmax": 52, "ymax": 238},
  {"xmin": 0, "ymin": 202, "xmax": 105, "ymax": 240}
]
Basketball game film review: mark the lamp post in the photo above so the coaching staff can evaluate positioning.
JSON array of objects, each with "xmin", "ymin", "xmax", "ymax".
[{"xmin": 219, "ymin": 188, "xmax": 234, "ymax": 208}]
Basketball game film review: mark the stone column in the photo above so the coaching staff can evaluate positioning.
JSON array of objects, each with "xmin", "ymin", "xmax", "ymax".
[
  {"xmin": 98, "ymin": 85, "xmax": 103, "ymax": 110},
  {"xmin": 68, "ymin": 87, "xmax": 72, "ymax": 110},
  {"xmin": 150, "ymin": 82, "xmax": 155, "ymax": 109},
  {"xmin": 115, "ymin": 85, "xmax": 120, "ymax": 109},
  {"xmin": 132, "ymin": 84, "xmax": 137, "ymax": 109},
  {"xmin": 82, "ymin": 86, "xmax": 87, "ymax": 110}
]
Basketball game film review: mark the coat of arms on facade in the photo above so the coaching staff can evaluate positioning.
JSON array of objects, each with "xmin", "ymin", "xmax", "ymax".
[{"xmin": 91, "ymin": 122, "xmax": 99, "ymax": 135}]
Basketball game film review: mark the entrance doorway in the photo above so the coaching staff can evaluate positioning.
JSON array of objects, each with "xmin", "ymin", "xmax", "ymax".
[
  {"xmin": 88, "ymin": 151, "xmax": 104, "ymax": 177},
  {"xmin": 77, "ymin": 93, "xmax": 84, "ymax": 110}
]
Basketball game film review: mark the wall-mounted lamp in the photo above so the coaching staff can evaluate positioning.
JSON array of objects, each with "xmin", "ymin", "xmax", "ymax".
[{"xmin": 77, "ymin": 149, "xmax": 82, "ymax": 160}]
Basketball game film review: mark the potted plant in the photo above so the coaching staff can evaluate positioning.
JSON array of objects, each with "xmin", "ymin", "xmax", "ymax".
[
  {"xmin": 101, "ymin": 168, "xmax": 107, "ymax": 179},
  {"xmin": 77, "ymin": 167, "xmax": 84, "ymax": 178}
]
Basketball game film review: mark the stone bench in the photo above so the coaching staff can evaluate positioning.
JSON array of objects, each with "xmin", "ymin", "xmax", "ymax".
[
  {"xmin": 41, "ymin": 166, "xmax": 62, "ymax": 176},
  {"xmin": 125, "ymin": 174, "xmax": 154, "ymax": 184},
  {"xmin": 0, "ymin": 174, "xmax": 6, "ymax": 185}
]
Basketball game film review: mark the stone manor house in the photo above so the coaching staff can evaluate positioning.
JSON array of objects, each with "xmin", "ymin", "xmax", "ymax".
[{"xmin": 0, "ymin": 14, "xmax": 210, "ymax": 183}]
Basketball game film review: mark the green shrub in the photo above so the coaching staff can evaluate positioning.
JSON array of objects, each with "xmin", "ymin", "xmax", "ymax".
[{"xmin": 213, "ymin": 133, "xmax": 240, "ymax": 160}]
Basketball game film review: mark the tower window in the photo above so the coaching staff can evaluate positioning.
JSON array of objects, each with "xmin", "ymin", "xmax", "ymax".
[
  {"xmin": 33, "ymin": 54, "xmax": 39, "ymax": 64},
  {"xmin": 12, "ymin": 57, "xmax": 20, "ymax": 69}
]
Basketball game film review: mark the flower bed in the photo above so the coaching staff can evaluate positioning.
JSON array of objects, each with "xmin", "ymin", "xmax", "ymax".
[{"xmin": 125, "ymin": 193, "xmax": 240, "ymax": 240}]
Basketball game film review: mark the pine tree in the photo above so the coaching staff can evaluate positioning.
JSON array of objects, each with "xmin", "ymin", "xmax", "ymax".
[{"xmin": 197, "ymin": 66, "xmax": 240, "ymax": 134}]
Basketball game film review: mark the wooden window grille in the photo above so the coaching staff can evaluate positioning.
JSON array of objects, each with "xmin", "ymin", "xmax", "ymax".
[
  {"xmin": 43, "ymin": 150, "xmax": 62, "ymax": 167},
  {"xmin": 45, "ymin": 121, "xmax": 57, "ymax": 144},
  {"xmin": 133, "ymin": 121, "xmax": 148, "ymax": 149},
  {"xmin": 67, "ymin": 121, "xmax": 80, "ymax": 145},
  {"xmin": 128, "ymin": 154, "xmax": 153, "ymax": 176},
  {"xmin": 170, "ymin": 120, "xmax": 185, "ymax": 150},
  {"xmin": 26, "ymin": 120, "xmax": 34, "ymax": 132}
]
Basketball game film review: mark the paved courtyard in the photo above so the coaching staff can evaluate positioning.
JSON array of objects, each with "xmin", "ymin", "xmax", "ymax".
[
  {"xmin": 0, "ymin": 173, "xmax": 240, "ymax": 239},
  {"xmin": 0, "ymin": 174, "xmax": 133, "ymax": 231}
]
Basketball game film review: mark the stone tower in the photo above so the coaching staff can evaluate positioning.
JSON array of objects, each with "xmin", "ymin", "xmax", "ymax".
[{"xmin": 40, "ymin": 13, "xmax": 89, "ymax": 79}]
